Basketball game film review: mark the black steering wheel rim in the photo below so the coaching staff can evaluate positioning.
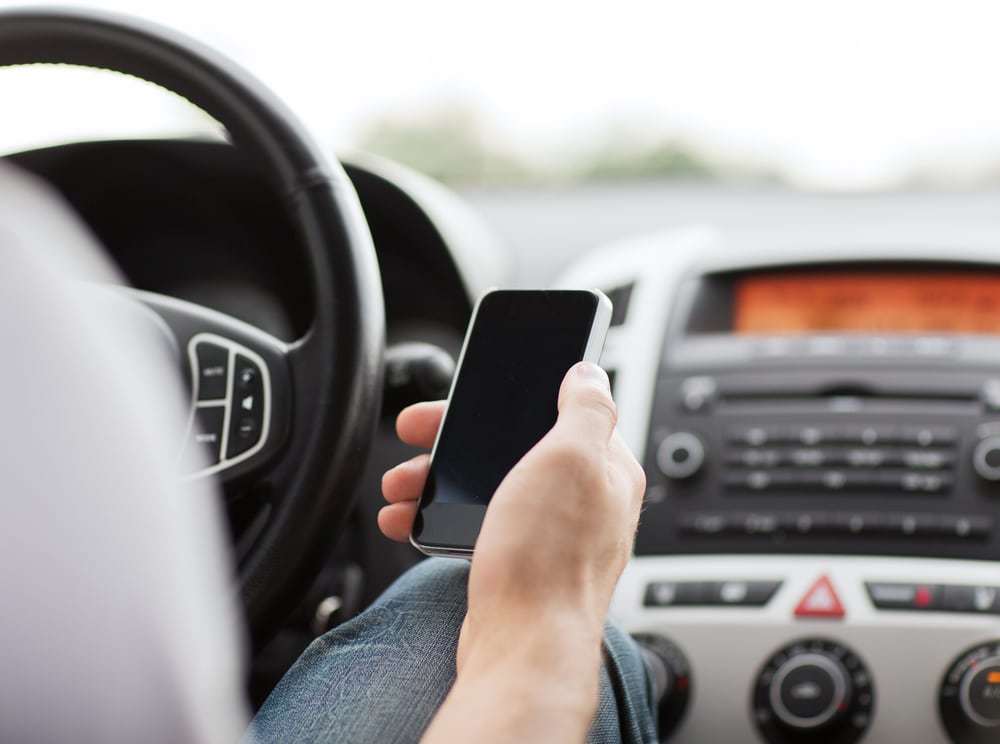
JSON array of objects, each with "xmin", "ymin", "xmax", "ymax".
[{"xmin": 0, "ymin": 8, "xmax": 386, "ymax": 645}]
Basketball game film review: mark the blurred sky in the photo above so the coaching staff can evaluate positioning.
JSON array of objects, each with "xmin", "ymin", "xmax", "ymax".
[{"xmin": 3, "ymin": 0, "xmax": 1000, "ymax": 189}]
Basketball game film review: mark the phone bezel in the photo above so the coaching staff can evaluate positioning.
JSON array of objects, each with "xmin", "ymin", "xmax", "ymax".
[{"xmin": 409, "ymin": 288, "xmax": 613, "ymax": 559}]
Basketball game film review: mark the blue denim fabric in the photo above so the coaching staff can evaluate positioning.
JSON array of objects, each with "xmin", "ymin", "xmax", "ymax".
[{"xmin": 248, "ymin": 558, "xmax": 658, "ymax": 744}]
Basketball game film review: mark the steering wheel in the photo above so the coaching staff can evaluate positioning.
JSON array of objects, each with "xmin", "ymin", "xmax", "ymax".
[{"xmin": 0, "ymin": 8, "xmax": 385, "ymax": 645}]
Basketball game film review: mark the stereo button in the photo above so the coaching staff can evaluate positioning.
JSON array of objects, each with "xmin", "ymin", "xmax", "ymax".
[
  {"xmin": 933, "ymin": 515, "xmax": 993, "ymax": 540},
  {"xmin": 981, "ymin": 379, "xmax": 1000, "ymax": 411},
  {"xmin": 678, "ymin": 512, "xmax": 731, "ymax": 536},
  {"xmin": 900, "ymin": 472, "xmax": 952, "ymax": 493},
  {"xmin": 791, "ymin": 448, "xmax": 826, "ymax": 466},
  {"xmin": 901, "ymin": 426, "xmax": 957, "ymax": 447},
  {"xmin": 728, "ymin": 448, "xmax": 782, "ymax": 468},
  {"xmin": 728, "ymin": 427, "xmax": 771, "ymax": 446},
  {"xmin": 902, "ymin": 450, "xmax": 953, "ymax": 469},
  {"xmin": 741, "ymin": 512, "xmax": 780, "ymax": 534},
  {"xmin": 680, "ymin": 376, "xmax": 717, "ymax": 412}
]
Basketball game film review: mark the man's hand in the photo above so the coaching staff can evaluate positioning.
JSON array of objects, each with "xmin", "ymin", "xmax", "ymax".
[{"xmin": 380, "ymin": 362, "xmax": 645, "ymax": 743}]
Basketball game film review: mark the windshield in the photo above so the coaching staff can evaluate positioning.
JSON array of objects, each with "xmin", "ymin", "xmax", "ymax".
[{"xmin": 3, "ymin": 0, "xmax": 1000, "ymax": 193}]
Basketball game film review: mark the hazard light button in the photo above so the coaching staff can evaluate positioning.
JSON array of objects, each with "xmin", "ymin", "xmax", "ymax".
[{"xmin": 795, "ymin": 575, "xmax": 845, "ymax": 619}]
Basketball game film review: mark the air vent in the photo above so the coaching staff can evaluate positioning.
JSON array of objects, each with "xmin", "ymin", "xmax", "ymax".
[{"xmin": 606, "ymin": 283, "xmax": 634, "ymax": 326}]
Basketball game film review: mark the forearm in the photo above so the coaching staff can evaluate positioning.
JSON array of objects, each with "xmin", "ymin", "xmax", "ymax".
[{"xmin": 422, "ymin": 615, "xmax": 603, "ymax": 744}]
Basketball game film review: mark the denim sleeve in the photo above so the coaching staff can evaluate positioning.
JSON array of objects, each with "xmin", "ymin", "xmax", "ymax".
[{"xmin": 248, "ymin": 558, "xmax": 657, "ymax": 744}]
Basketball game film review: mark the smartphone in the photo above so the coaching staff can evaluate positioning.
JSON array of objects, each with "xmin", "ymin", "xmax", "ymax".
[{"xmin": 410, "ymin": 289, "xmax": 612, "ymax": 558}]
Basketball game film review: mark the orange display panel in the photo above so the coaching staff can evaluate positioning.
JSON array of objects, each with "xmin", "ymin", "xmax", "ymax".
[{"xmin": 733, "ymin": 272, "xmax": 1000, "ymax": 334}]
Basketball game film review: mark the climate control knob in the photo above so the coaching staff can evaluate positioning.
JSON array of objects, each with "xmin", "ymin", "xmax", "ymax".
[
  {"xmin": 656, "ymin": 432, "xmax": 704, "ymax": 479},
  {"xmin": 631, "ymin": 633, "xmax": 692, "ymax": 742},
  {"xmin": 753, "ymin": 639, "xmax": 874, "ymax": 744},
  {"xmin": 940, "ymin": 641, "xmax": 1000, "ymax": 743}
]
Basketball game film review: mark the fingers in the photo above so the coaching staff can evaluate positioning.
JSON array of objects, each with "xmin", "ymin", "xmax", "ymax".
[
  {"xmin": 378, "ymin": 501, "xmax": 419, "ymax": 542},
  {"xmin": 552, "ymin": 362, "xmax": 617, "ymax": 447},
  {"xmin": 381, "ymin": 454, "xmax": 430, "ymax": 504},
  {"xmin": 382, "ymin": 402, "xmax": 440, "ymax": 543},
  {"xmin": 396, "ymin": 400, "xmax": 447, "ymax": 448}
]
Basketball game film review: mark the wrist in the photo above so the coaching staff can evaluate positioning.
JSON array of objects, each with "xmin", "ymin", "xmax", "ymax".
[
  {"xmin": 460, "ymin": 607, "xmax": 603, "ymax": 711},
  {"xmin": 464, "ymin": 606, "xmax": 603, "ymax": 672},
  {"xmin": 426, "ymin": 615, "xmax": 603, "ymax": 744}
]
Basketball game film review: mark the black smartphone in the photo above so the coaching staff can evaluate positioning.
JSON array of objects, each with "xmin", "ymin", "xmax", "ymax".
[{"xmin": 410, "ymin": 289, "xmax": 612, "ymax": 557}]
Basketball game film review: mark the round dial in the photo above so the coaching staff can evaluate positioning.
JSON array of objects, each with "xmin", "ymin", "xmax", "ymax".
[
  {"xmin": 631, "ymin": 633, "xmax": 692, "ymax": 740},
  {"xmin": 656, "ymin": 431, "xmax": 705, "ymax": 479},
  {"xmin": 940, "ymin": 641, "xmax": 1000, "ymax": 743},
  {"xmin": 753, "ymin": 639, "xmax": 875, "ymax": 744},
  {"xmin": 972, "ymin": 437, "xmax": 1000, "ymax": 481}
]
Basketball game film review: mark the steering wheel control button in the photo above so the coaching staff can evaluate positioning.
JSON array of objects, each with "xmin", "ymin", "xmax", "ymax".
[
  {"xmin": 226, "ymin": 354, "xmax": 265, "ymax": 459},
  {"xmin": 188, "ymin": 405, "xmax": 225, "ymax": 466},
  {"xmin": 194, "ymin": 342, "xmax": 229, "ymax": 401},
  {"xmin": 940, "ymin": 642, "xmax": 1000, "ymax": 743},
  {"xmin": 754, "ymin": 639, "xmax": 874, "ymax": 744},
  {"xmin": 973, "ymin": 437, "xmax": 1000, "ymax": 481},
  {"xmin": 794, "ymin": 575, "xmax": 846, "ymax": 619},
  {"xmin": 656, "ymin": 432, "xmax": 705, "ymax": 479}
]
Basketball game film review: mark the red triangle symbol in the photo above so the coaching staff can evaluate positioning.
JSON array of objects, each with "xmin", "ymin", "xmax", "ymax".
[{"xmin": 795, "ymin": 575, "xmax": 845, "ymax": 619}]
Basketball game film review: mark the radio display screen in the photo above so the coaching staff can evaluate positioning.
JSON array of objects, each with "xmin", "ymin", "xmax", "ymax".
[{"xmin": 733, "ymin": 271, "xmax": 1000, "ymax": 334}]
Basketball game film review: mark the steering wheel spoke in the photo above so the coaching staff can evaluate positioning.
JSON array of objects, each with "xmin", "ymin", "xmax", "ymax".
[{"xmin": 133, "ymin": 290, "xmax": 292, "ymax": 483}]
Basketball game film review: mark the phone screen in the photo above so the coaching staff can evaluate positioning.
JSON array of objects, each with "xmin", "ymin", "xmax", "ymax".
[{"xmin": 412, "ymin": 290, "xmax": 605, "ymax": 552}]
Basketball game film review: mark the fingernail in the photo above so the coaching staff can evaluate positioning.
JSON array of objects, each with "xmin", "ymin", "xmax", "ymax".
[{"xmin": 574, "ymin": 361, "xmax": 610, "ymax": 389}]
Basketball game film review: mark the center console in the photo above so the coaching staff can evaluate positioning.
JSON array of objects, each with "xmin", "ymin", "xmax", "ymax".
[
  {"xmin": 638, "ymin": 265, "xmax": 1000, "ymax": 562},
  {"xmin": 557, "ymin": 233, "xmax": 1000, "ymax": 744}
]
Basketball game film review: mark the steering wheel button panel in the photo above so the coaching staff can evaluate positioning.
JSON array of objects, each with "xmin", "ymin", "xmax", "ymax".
[
  {"xmin": 227, "ymin": 354, "xmax": 266, "ymax": 459},
  {"xmin": 194, "ymin": 341, "xmax": 229, "ymax": 401},
  {"xmin": 182, "ymin": 333, "xmax": 272, "ymax": 479}
]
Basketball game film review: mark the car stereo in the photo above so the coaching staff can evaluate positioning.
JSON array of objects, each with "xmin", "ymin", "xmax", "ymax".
[{"xmin": 636, "ymin": 264, "xmax": 1000, "ymax": 561}]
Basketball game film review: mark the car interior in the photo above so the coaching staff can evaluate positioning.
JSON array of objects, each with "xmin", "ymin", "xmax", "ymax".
[{"xmin": 3, "ymin": 6, "xmax": 1000, "ymax": 744}]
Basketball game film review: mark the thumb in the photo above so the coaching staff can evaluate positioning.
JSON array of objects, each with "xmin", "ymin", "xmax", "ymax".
[{"xmin": 552, "ymin": 362, "xmax": 617, "ymax": 446}]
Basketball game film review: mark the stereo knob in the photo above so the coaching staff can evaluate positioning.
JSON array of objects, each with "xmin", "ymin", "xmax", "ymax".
[
  {"xmin": 940, "ymin": 641, "xmax": 1000, "ymax": 743},
  {"xmin": 753, "ymin": 639, "xmax": 874, "ymax": 744},
  {"xmin": 656, "ymin": 432, "xmax": 704, "ymax": 479},
  {"xmin": 973, "ymin": 437, "xmax": 1000, "ymax": 481}
]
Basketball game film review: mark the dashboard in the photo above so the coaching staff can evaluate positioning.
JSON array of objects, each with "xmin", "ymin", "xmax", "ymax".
[
  {"xmin": 558, "ymin": 233, "xmax": 1000, "ymax": 743},
  {"xmin": 7, "ymin": 139, "xmax": 496, "ymax": 349}
]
